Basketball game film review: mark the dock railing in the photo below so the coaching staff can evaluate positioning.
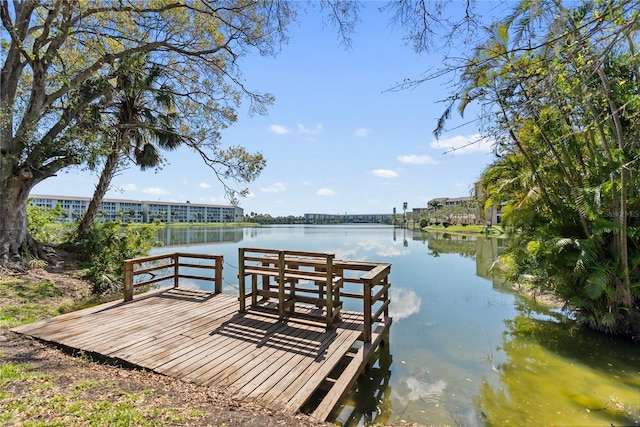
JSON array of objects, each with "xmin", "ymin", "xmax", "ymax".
[
  {"xmin": 334, "ymin": 260, "xmax": 391, "ymax": 343},
  {"xmin": 238, "ymin": 248, "xmax": 391, "ymax": 342},
  {"xmin": 123, "ymin": 252, "xmax": 223, "ymax": 301}
]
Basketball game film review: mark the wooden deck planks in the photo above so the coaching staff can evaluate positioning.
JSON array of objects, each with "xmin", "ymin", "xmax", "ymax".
[
  {"xmin": 108, "ymin": 301, "xmax": 239, "ymax": 362},
  {"xmin": 253, "ymin": 313, "xmax": 363, "ymax": 408},
  {"xmin": 116, "ymin": 295, "xmax": 241, "ymax": 369},
  {"xmin": 196, "ymin": 315, "xmax": 321, "ymax": 386},
  {"xmin": 10, "ymin": 287, "xmax": 378, "ymax": 416}
]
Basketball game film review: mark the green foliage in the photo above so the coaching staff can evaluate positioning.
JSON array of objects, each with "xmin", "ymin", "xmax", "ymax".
[
  {"xmin": 1, "ymin": 1, "xmax": 303, "ymax": 261},
  {"xmin": 465, "ymin": 1, "xmax": 640, "ymax": 338},
  {"xmin": 73, "ymin": 222, "xmax": 161, "ymax": 295},
  {"xmin": 424, "ymin": 202, "xmax": 477, "ymax": 226},
  {"xmin": 26, "ymin": 200, "xmax": 69, "ymax": 244}
]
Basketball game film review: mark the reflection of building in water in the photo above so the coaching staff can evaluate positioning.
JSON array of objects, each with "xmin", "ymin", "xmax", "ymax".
[
  {"xmin": 474, "ymin": 236, "xmax": 508, "ymax": 280},
  {"xmin": 420, "ymin": 233, "xmax": 508, "ymax": 286},
  {"xmin": 304, "ymin": 213, "xmax": 394, "ymax": 224},
  {"xmin": 156, "ymin": 226, "xmax": 244, "ymax": 246},
  {"xmin": 30, "ymin": 194, "xmax": 243, "ymax": 223}
]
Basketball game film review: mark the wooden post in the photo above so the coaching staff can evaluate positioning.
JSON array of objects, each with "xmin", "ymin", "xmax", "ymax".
[
  {"xmin": 278, "ymin": 251, "xmax": 285, "ymax": 321},
  {"xmin": 123, "ymin": 260, "xmax": 134, "ymax": 301},
  {"xmin": 261, "ymin": 260, "xmax": 269, "ymax": 294},
  {"xmin": 325, "ymin": 254, "xmax": 334, "ymax": 328},
  {"xmin": 251, "ymin": 273, "xmax": 258, "ymax": 307},
  {"xmin": 383, "ymin": 275, "xmax": 389, "ymax": 317},
  {"xmin": 214, "ymin": 255, "xmax": 223, "ymax": 294},
  {"xmin": 173, "ymin": 253, "xmax": 179, "ymax": 288},
  {"xmin": 238, "ymin": 248, "xmax": 246, "ymax": 312},
  {"xmin": 363, "ymin": 278, "xmax": 372, "ymax": 343}
]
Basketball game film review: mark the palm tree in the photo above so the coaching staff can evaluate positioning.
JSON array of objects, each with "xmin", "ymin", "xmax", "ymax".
[
  {"xmin": 428, "ymin": 199, "xmax": 443, "ymax": 213},
  {"xmin": 76, "ymin": 55, "xmax": 183, "ymax": 240}
]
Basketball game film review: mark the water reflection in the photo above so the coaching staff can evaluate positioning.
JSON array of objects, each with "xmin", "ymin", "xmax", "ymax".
[
  {"xmin": 392, "ymin": 375, "xmax": 447, "ymax": 411},
  {"xmin": 475, "ymin": 298, "xmax": 640, "ymax": 426},
  {"xmin": 333, "ymin": 341, "xmax": 394, "ymax": 427},
  {"xmin": 151, "ymin": 225, "xmax": 639, "ymax": 427},
  {"xmin": 388, "ymin": 288, "xmax": 421, "ymax": 321},
  {"xmin": 425, "ymin": 232, "xmax": 478, "ymax": 258},
  {"xmin": 155, "ymin": 225, "xmax": 244, "ymax": 246}
]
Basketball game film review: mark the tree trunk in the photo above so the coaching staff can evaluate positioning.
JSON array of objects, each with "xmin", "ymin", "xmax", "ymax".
[
  {"xmin": 596, "ymin": 66, "xmax": 632, "ymax": 308},
  {"xmin": 0, "ymin": 166, "xmax": 46, "ymax": 264},
  {"xmin": 76, "ymin": 150, "xmax": 121, "ymax": 241}
]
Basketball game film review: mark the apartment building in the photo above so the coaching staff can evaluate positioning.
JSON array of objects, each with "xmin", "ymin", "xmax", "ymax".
[{"xmin": 29, "ymin": 195, "xmax": 244, "ymax": 223}]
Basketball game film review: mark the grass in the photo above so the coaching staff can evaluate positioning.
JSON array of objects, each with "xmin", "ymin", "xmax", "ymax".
[
  {"xmin": 0, "ymin": 276, "xmax": 207, "ymax": 426},
  {"xmin": 0, "ymin": 366, "xmax": 208, "ymax": 426},
  {"xmin": 0, "ymin": 277, "xmax": 117, "ymax": 328},
  {"xmin": 0, "ymin": 304, "xmax": 61, "ymax": 327},
  {"xmin": 0, "ymin": 280, "xmax": 67, "ymax": 327}
]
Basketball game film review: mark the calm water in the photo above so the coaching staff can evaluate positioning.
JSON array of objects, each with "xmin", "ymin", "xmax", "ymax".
[{"xmin": 152, "ymin": 224, "xmax": 639, "ymax": 427}]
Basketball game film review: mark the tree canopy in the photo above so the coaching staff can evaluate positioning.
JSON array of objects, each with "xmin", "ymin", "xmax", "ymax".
[
  {"xmin": 0, "ymin": 0, "xmax": 294, "ymax": 261},
  {"xmin": 455, "ymin": 0, "xmax": 640, "ymax": 339},
  {"xmin": 0, "ymin": 0, "xmax": 480, "ymax": 263}
]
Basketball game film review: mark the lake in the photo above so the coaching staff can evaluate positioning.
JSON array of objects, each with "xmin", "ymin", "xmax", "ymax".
[{"xmin": 152, "ymin": 224, "xmax": 639, "ymax": 427}]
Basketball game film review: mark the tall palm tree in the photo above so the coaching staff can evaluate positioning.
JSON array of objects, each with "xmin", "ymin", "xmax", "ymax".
[{"xmin": 76, "ymin": 55, "xmax": 183, "ymax": 240}]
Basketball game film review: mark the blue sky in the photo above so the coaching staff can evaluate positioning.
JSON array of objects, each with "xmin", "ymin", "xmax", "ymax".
[{"xmin": 33, "ymin": 3, "xmax": 501, "ymax": 217}]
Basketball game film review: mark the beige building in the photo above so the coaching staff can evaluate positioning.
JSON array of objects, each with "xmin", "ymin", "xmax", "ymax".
[
  {"xmin": 414, "ymin": 191, "xmax": 503, "ymax": 225},
  {"xmin": 29, "ymin": 194, "xmax": 243, "ymax": 223}
]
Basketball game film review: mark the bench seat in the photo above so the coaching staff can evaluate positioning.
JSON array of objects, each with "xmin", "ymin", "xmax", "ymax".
[{"xmin": 238, "ymin": 248, "xmax": 343, "ymax": 327}]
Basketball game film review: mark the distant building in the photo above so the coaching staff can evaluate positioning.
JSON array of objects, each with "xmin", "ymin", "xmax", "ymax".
[
  {"xmin": 473, "ymin": 184, "xmax": 503, "ymax": 225},
  {"xmin": 29, "ymin": 194, "xmax": 243, "ymax": 223},
  {"xmin": 414, "ymin": 196, "xmax": 479, "ymax": 225}
]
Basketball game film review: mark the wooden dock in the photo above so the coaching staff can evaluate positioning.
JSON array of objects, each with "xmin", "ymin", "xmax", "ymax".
[{"xmin": 11, "ymin": 251, "xmax": 393, "ymax": 421}]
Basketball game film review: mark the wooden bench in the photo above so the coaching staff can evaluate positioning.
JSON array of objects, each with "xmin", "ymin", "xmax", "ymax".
[{"xmin": 238, "ymin": 248, "xmax": 343, "ymax": 328}]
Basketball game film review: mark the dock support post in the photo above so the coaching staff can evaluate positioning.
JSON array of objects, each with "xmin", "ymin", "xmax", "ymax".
[
  {"xmin": 238, "ymin": 248, "xmax": 246, "ymax": 312},
  {"xmin": 325, "ymin": 254, "xmax": 334, "ymax": 328},
  {"xmin": 173, "ymin": 253, "xmax": 179, "ymax": 288},
  {"xmin": 278, "ymin": 250, "xmax": 286, "ymax": 320},
  {"xmin": 124, "ymin": 260, "xmax": 134, "ymax": 301},
  {"xmin": 214, "ymin": 255, "xmax": 223, "ymax": 294},
  {"xmin": 363, "ymin": 279, "xmax": 372, "ymax": 343}
]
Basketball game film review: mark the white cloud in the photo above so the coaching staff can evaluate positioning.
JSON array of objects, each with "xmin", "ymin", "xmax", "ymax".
[
  {"xmin": 397, "ymin": 154, "xmax": 438, "ymax": 165},
  {"xmin": 297, "ymin": 123, "xmax": 323, "ymax": 134},
  {"xmin": 199, "ymin": 182, "xmax": 211, "ymax": 189},
  {"xmin": 317, "ymin": 188, "xmax": 335, "ymax": 196},
  {"xmin": 355, "ymin": 128, "xmax": 371, "ymax": 137},
  {"xmin": 268, "ymin": 124, "xmax": 290, "ymax": 134},
  {"xmin": 143, "ymin": 187, "xmax": 168, "ymax": 195},
  {"xmin": 121, "ymin": 183, "xmax": 138, "ymax": 191},
  {"xmin": 430, "ymin": 133, "xmax": 493, "ymax": 154},
  {"xmin": 261, "ymin": 182, "xmax": 287, "ymax": 193},
  {"xmin": 371, "ymin": 169, "xmax": 399, "ymax": 178}
]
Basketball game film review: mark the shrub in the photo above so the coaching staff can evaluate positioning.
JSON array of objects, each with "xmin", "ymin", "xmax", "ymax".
[{"xmin": 72, "ymin": 222, "xmax": 161, "ymax": 295}]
